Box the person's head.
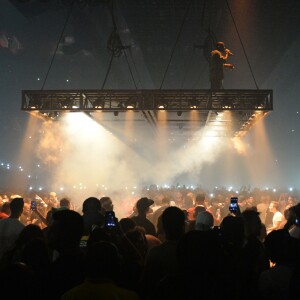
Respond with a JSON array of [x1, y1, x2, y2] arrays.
[[216, 41, 226, 52], [264, 229, 294, 264], [99, 197, 113, 212], [269, 201, 279, 213], [85, 241, 121, 280], [246, 196, 254, 205], [210, 197, 219, 207], [220, 215, 245, 248], [161, 206, 185, 241], [161, 197, 170, 207], [193, 205, 206, 219], [183, 195, 193, 209], [60, 197, 71, 209], [195, 193, 205, 206], [22, 202, 30, 216], [125, 228, 148, 258], [287, 196, 295, 206], [15, 224, 44, 248], [49, 210, 84, 252], [49, 192, 59, 207], [1, 202, 10, 215], [195, 211, 214, 231], [293, 203, 300, 225], [242, 209, 261, 237], [135, 197, 154, 215], [82, 197, 101, 214], [9, 197, 24, 218], [119, 217, 136, 234]]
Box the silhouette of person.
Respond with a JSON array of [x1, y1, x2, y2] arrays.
[[210, 41, 234, 89]]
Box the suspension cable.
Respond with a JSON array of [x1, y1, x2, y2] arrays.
[[225, 0, 259, 89], [101, 52, 114, 89], [128, 49, 143, 89], [123, 50, 138, 89], [41, 0, 76, 90], [102, 0, 138, 89], [159, 0, 193, 89]]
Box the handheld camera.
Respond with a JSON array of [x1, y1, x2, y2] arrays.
[[229, 197, 238, 214], [105, 211, 116, 228]]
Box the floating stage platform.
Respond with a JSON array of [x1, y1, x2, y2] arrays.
[[22, 89, 273, 138]]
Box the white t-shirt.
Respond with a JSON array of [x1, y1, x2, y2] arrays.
[[272, 211, 284, 227], [0, 218, 25, 259]]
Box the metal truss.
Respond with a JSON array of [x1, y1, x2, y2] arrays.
[[22, 89, 272, 112], [21, 89, 273, 138]]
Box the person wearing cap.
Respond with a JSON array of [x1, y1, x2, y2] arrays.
[[210, 41, 234, 89], [130, 197, 156, 236]]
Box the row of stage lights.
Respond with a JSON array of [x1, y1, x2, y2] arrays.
[[27, 98, 266, 112]]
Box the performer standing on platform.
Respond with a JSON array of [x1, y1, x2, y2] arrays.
[[210, 41, 234, 89]]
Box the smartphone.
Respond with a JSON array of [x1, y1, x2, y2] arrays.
[[229, 197, 238, 214], [105, 211, 116, 228], [30, 200, 37, 211]]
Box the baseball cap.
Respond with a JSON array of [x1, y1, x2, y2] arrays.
[[136, 197, 154, 211]]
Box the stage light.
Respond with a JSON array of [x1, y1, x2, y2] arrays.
[[222, 99, 232, 109], [189, 100, 198, 109], [49, 111, 59, 120], [157, 102, 167, 109], [126, 101, 136, 109], [93, 100, 104, 109], [61, 98, 73, 109], [28, 99, 39, 109]]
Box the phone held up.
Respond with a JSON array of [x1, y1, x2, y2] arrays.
[[105, 211, 116, 228], [30, 200, 37, 211], [229, 197, 238, 214]]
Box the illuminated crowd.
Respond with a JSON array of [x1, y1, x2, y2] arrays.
[[0, 185, 299, 300]]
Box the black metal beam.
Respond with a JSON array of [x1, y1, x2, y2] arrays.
[[22, 89, 273, 112]]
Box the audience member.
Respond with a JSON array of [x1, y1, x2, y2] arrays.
[[81, 197, 104, 236], [130, 197, 156, 236], [195, 211, 214, 231], [267, 201, 284, 233], [61, 241, 139, 300], [47, 210, 85, 300], [142, 206, 185, 299], [0, 197, 25, 260], [187, 193, 206, 221], [259, 229, 295, 300], [0, 202, 10, 219]]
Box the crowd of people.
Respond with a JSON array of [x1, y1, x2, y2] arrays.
[[0, 186, 300, 299]]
